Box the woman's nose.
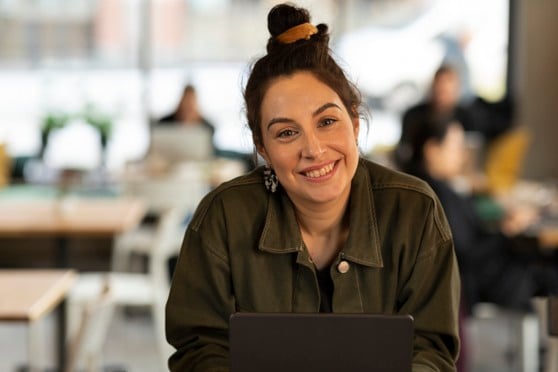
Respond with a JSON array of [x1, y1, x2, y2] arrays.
[[302, 132, 325, 158]]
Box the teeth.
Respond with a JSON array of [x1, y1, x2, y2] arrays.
[[304, 163, 334, 178]]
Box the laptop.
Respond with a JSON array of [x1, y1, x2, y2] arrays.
[[150, 124, 213, 163], [230, 313, 414, 372]]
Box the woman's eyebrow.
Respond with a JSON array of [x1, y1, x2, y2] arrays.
[[266, 117, 295, 130], [266, 102, 342, 130], [312, 102, 342, 117]]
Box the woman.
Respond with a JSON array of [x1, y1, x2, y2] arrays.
[[166, 3, 460, 371], [157, 84, 217, 156], [395, 113, 558, 313], [159, 84, 215, 134]]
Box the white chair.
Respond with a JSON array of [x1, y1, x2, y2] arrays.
[[110, 215, 185, 275], [66, 206, 185, 371], [112, 169, 207, 274], [65, 277, 114, 372]]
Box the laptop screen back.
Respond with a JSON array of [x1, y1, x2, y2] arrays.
[[150, 124, 213, 162], [230, 313, 414, 372]]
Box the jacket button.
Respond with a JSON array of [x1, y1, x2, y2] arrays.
[[337, 260, 350, 274]]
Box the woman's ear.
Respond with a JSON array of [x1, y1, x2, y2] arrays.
[[350, 104, 360, 139], [256, 143, 270, 165], [352, 117, 360, 140]]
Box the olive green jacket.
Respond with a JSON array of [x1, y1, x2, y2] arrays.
[[166, 159, 460, 371]]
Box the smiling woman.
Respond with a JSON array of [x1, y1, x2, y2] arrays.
[[257, 72, 360, 210], [165, 3, 461, 371]]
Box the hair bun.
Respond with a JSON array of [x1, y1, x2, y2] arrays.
[[267, 3, 310, 37]]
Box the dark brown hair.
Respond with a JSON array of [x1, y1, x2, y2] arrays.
[[243, 3, 363, 148], [394, 112, 457, 175]]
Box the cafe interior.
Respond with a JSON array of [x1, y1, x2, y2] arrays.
[[0, 0, 557, 371]]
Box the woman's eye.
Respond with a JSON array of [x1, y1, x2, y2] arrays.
[[320, 118, 337, 127], [277, 129, 297, 138]]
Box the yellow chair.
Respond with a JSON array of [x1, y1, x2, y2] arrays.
[[485, 127, 531, 196], [0, 143, 11, 186]]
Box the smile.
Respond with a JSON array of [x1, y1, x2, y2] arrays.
[[303, 162, 335, 178]]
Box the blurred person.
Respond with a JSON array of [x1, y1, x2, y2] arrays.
[[397, 64, 516, 193], [399, 65, 469, 146], [157, 83, 256, 171], [399, 64, 513, 146], [166, 3, 460, 371], [395, 113, 558, 371], [154, 85, 251, 280], [159, 84, 216, 136], [395, 113, 558, 314], [155, 84, 217, 159]]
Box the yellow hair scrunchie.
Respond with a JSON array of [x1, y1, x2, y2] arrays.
[[276, 23, 318, 44]]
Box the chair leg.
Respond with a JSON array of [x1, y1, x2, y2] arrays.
[[534, 296, 558, 372], [111, 240, 132, 272], [66, 300, 83, 345], [66, 279, 114, 372], [152, 300, 173, 371], [545, 337, 558, 372], [517, 313, 539, 372], [472, 302, 540, 372], [27, 319, 43, 372]]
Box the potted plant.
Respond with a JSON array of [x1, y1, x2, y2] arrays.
[[40, 105, 114, 161]]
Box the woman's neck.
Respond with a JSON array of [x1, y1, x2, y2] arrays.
[[296, 202, 347, 237], [293, 194, 351, 270]]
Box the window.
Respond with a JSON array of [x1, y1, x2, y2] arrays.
[[0, 0, 509, 173]]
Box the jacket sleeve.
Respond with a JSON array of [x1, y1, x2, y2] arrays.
[[399, 199, 461, 372], [165, 218, 234, 371]]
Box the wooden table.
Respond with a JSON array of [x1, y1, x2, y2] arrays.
[[0, 197, 146, 237], [0, 197, 146, 266], [0, 269, 77, 371], [0, 197, 145, 370]]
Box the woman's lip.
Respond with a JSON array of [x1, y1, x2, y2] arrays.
[[299, 160, 338, 179], [299, 160, 337, 174]]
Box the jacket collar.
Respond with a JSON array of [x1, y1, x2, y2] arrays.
[[258, 160, 384, 268]]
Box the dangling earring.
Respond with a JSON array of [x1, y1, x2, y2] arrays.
[[264, 166, 278, 193]]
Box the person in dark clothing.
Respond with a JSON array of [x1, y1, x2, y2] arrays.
[[395, 113, 558, 313], [159, 84, 215, 134], [157, 84, 217, 155], [165, 3, 461, 370], [155, 84, 216, 277], [159, 84, 256, 170], [395, 112, 558, 372], [397, 65, 514, 170]]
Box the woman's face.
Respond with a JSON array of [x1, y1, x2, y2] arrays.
[[178, 91, 198, 120], [432, 71, 460, 111], [425, 122, 466, 180], [257, 71, 360, 208]]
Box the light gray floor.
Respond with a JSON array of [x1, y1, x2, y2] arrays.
[[0, 309, 162, 372], [0, 309, 549, 372]]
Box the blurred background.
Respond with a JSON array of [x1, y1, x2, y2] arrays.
[[0, 0, 513, 174], [1, 1, 558, 372], [1, 0, 557, 178]]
